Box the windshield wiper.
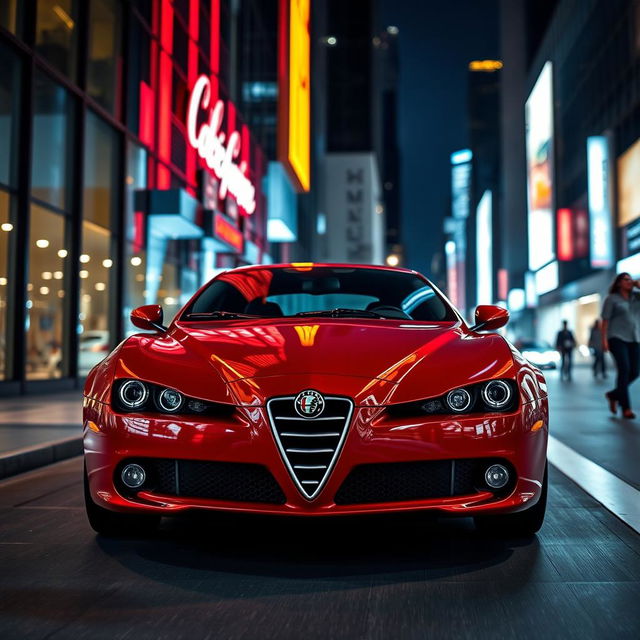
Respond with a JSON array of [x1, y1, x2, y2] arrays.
[[294, 308, 384, 318], [183, 311, 260, 320]]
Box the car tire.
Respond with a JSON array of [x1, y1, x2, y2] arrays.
[[84, 464, 160, 537], [474, 461, 548, 537]]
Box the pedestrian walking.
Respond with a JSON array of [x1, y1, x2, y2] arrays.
[[602, 272, 640, 419], [588, 319, 607, 379], [555, 320, 576, 381]]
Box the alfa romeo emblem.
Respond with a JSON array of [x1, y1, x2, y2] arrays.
[[294, 390, 325, 419]]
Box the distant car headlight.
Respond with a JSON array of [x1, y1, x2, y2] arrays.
[[118, 380, 149, 409], [481, 380, 512, 409], [157, 387, 184, 412], [446, 388, 472, 412]]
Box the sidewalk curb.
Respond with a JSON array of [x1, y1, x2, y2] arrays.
[[0, 436, 83, 480]]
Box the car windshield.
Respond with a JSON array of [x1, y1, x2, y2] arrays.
[[182, 266, 457, 322]]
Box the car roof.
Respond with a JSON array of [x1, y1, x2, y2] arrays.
[[222, 262, 421, 277]]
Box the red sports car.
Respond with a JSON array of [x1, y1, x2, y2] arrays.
[[83, 263, 548, 536]]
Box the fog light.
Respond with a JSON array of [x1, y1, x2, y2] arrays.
[[121, 463, 146, 489], [485, 464, 509, 489]]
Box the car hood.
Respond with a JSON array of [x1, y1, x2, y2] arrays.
[[107, 318, 516, 406]]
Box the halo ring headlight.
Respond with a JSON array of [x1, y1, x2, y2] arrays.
[[118, 380, 149, 409], [158, 388, 184, 413], [482, 380, 512, 409], [446, 388, 472, 412]]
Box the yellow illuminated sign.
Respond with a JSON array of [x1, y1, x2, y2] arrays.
[[279, 0, 310, 192], [469, 60, 503, 72]]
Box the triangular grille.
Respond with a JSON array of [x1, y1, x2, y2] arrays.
[[267, 395, 354, 500]]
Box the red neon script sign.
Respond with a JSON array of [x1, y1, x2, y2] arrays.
[[187, 75, 256, 214]]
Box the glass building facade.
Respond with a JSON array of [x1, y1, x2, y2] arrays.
[[0, 0, 271, 392]]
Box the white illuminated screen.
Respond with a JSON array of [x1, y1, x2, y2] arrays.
[[587, 136, 613, 267], [476, 190, 493, 305], [525, 271, 538, 308], [525, 61, 555, 271], [535, 260, 559, 296], [508, 288, 526, 313]]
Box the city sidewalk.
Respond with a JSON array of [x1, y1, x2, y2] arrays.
[[0, 391, 82, 479], [0, 367, 639, 488], [546, 364, 640, 490]]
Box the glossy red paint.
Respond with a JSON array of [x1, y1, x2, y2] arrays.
[[84, 264, 548, 520]]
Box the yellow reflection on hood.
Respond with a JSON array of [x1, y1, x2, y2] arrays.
[[294, 324, 320, 347]]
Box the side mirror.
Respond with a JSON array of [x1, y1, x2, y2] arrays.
[[131, 305, 167, 332], [472, 305, 509, 332]]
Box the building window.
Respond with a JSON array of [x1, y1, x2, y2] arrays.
[[80, 111, 118, 374], [0, 190, 13, 380], [26, 204, 68, 380], [0, 0, 22, 36], [125, 15, 151, 141], [31, 71, 74, 211], [35, 0, 77, 79], [124, 142, 147, 335], [0, 41, 21, 189], [87, 0, 121, 116]]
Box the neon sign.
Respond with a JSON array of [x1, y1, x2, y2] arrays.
[[214, 212, 244, 253], [187, 75, 256, 214]]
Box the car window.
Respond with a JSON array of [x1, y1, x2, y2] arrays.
[[184, 267, 457, 322]]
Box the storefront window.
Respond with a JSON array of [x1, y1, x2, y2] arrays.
[[87, 0, 121, 115], [124, 142, 147, 335], [31, 72, 73, 210], [80, 111, 118, 374], [0, 0, 21, 35], [26, 204, 67, 380], [0, 190, 12, 380], [160, 240, 184, 322], [0, 41, 20, 189], [125, 16, 151, 140], [35, 0, 77, 79]]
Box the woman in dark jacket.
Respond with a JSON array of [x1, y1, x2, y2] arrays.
[[602, 273, 640, 418]]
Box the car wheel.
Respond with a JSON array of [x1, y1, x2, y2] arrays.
[[84, 464, 160, 537], [474, 461, 548, 537]]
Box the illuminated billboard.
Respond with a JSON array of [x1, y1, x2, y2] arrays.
[[525, 61, 555, 271], [476, 191, 492, 305], [587, 136, 613, 267], [618, 137, 640, 228], [278, 0, 310, 192]]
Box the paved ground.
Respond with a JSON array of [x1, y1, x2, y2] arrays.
[[0, 368, 639, 638], [0, 458, 638, 639], [0, 393, 81, 454], [545, 366, 640, 489]]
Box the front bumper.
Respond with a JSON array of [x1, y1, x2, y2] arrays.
[[83, 395, 548, 517]]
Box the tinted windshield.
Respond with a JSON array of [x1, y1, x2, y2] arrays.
[[183, 267, 457, 322]]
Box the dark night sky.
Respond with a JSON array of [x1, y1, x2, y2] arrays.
[[378, 0, 499, 277]]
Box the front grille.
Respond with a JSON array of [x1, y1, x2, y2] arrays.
[[118, 458, 286, 504], [267, 395, 354, 499], [335, 459, 492, 505]]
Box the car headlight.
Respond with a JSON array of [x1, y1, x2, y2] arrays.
[[446, 388, 472, 412], [157, 387, 184, 412], [481, 380, 512, 409], [118, 379, 149, 409], [112, 378, 235, 417], [386, 378, 518, 418]]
